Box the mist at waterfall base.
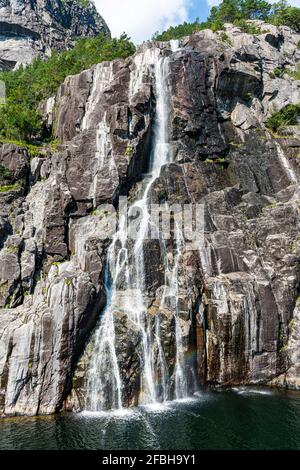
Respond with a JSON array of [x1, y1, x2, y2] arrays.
[[1, 389, 300, 450]]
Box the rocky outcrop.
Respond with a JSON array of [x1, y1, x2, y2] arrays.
[[0, 22, 300, 416], [0, 0, 110, 69]]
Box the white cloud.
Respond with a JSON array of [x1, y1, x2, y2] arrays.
[[94, 0, 192, 43], [94, 0, 300, 42], [206, 0, 222, 5]]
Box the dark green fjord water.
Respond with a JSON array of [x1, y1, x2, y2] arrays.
[[1, 388, 300, 450]]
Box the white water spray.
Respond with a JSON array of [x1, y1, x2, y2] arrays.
[[274, 141, 298, 184]]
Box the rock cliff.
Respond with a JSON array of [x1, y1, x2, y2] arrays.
[[0, 22, 300, 415], [0, 0, 110, 70]]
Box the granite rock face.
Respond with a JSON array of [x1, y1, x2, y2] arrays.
[[0, 23, 300, 415], [0, 0, 110, 70]]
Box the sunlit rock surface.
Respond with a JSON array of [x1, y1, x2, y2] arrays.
[[0, 0, 110, 70]]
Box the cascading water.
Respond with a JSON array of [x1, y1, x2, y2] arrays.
[[85, 41, 193, 412], [274, 141, 298, 184]]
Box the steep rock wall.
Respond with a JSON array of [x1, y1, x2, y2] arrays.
[[0, 23, 299, 415], [0, 0, 110, 69]]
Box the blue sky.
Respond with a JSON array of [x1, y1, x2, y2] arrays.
[[94, 0, 300, 43], [188, 0, 210, 22]]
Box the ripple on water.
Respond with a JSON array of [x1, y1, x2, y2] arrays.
[[231, 386, 274, 396], [1, 392, 300, 450]]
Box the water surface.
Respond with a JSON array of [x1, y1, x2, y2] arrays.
[[1, 388, 300, 450]]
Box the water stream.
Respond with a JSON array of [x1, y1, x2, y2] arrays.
[[85, 41, 190, 412]]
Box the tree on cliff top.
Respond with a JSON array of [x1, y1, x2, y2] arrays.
[[208, 0, 300, 29], [208, 0, 272, 23], [154, 0, 300, 41], [270, 1, 300, 31]]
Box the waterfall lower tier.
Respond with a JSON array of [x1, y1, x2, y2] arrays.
[[84, 44, 197, 412]]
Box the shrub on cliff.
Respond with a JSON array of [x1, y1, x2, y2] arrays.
[[266, 104, 300, 132], [0, 34, 135, 142]]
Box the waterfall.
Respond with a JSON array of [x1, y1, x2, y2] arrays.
[[274, 141, 298, 184], [170, 39, 180, 52], [85, 43, 192, 412], [161, 222, 188, 399]]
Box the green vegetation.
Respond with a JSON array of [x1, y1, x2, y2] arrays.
[[5, 245, 19, 254], [286, 66, 300, 81], [0, 164, 12, 182], [232, 19, 262, 34], [52, 261, 62, 266], [220, 32, 232, 44], [0, 138, 47, 159], [76, 0, 93, 8], [266, 104, 300, 132], [210, 0, 271, 23], [289, 319, 295, 331], [91, 208, 110, 217], [264, 202, 278, 210], [230, 141, 244, 148], [125, 144, 134, 160], [270, 1, 300, 30], [204, 157, 228, 164], [0, 183, 20, 193], [272, 66, 285, 78], [0, 34, 135, 143], [280, 344, 288, 353], [271, 64, 300, 80], [154, 0, 300, 41], [153, 20, 213, 41]]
